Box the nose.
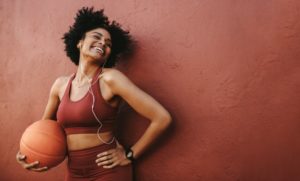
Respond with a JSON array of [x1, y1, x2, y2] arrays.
[[98, 37, 105, 46], [94, 40, 104, 49]]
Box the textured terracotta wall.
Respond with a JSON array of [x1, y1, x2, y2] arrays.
[[1, 0, 300, 180]]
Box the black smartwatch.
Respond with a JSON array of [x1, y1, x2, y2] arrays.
[[125, 147, 135, 162]]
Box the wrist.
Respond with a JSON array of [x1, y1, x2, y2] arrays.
[[125, 147, 135, 162]]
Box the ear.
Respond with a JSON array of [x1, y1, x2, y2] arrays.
[[77, 40, 83, 49]]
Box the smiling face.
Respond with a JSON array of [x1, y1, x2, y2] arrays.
[[77, 28, 112, 64]]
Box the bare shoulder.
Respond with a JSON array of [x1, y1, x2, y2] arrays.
[[50, 74, 73, 96], [100, 68, 135, 96], [53, 75, 72, 88], [100, 68, 130, 85]]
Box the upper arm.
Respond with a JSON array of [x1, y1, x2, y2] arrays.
[[41, 77, 64, 120], [102, 70, 171, 123]]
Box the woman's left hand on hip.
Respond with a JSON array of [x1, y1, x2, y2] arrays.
[[95, 142, 131, 169]]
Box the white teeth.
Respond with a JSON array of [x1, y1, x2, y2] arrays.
[[94, 47, 104, 54]]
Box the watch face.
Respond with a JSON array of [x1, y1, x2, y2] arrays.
[[127, 151, 133, 158]]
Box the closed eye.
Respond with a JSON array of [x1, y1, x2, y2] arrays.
[[91, 32, 112, 47], [93, 35, 101, 40]]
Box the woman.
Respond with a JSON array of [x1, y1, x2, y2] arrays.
[[16, 7, 171, 180]]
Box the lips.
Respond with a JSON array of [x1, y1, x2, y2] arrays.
[[92, 46, 104, 55]]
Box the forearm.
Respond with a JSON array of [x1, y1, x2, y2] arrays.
[[131, 115, 171, 159]]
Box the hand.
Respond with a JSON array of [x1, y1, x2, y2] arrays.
[[95, 142, 131, 169], [16, 151, 48, 172]]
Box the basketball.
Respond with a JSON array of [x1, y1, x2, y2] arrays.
[[20, 119, 67, 168]]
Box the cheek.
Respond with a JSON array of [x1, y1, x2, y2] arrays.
[[106, 48, 112, 56], [81, 43, 91, 52]]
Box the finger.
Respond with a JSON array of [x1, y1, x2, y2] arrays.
[[103, 161, 119, 169], [31, 166, 48, 172], [16, 156, 26, 164], [16, 159, 27, 165], [115, 140, 121, 146], [16, 151, 26, 161], [17, 159, 27, 168], [16, 155, 28, 165], [97, 159, 114, 167], [116, 142, 124, 149], [97, 149, 115, 158], [24, 161, 39, 169], [95, 154, 114, 163]]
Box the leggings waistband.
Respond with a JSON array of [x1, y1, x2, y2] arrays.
[[65, 140, 132, 180], [68, 141, 116, 157], [67, 141, 116, 168]]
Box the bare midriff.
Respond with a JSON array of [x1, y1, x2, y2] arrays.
[[67, 131, 114, 151]]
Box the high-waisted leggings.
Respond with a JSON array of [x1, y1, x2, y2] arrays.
[[65, 141, 132, 181]]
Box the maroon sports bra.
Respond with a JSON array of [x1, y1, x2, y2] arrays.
[[57, 68, 118, 135]]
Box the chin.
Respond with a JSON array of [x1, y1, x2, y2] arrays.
[[87, 55, 104, 62], [83, 53, 108, 65], [97, 58, 108, 66]]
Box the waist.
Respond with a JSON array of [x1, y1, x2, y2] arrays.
[[67, 132, 114, 151], [63, 124, 114, 135]]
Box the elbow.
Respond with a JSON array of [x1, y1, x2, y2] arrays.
[[164, 112, 172, 127], [159, 111, 172, 130], [150, 110, 172, 131]]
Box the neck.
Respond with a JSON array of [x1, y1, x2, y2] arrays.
[[76, 61, 100, 82]]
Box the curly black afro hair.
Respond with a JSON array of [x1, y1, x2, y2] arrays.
[[62, 7, 134, 67]]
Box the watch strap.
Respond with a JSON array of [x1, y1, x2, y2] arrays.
[[125, 147, 135, 162]]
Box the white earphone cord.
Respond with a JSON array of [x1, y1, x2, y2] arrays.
[[79, 63, 115, 145], [89, 86, 115, 144]]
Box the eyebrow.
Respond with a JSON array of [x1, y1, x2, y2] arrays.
[[92, 32, 111, 42]]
